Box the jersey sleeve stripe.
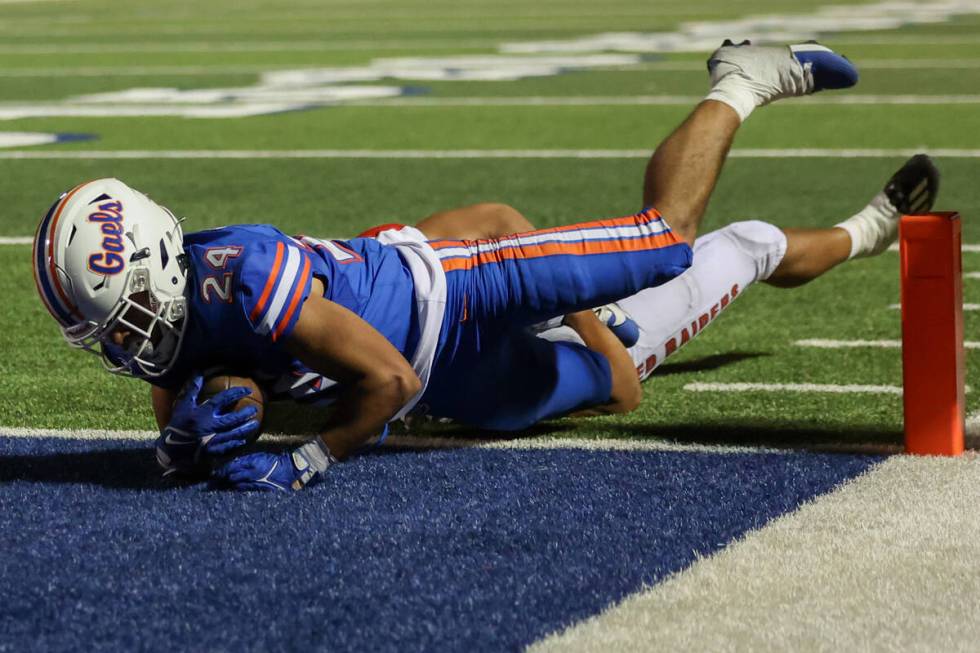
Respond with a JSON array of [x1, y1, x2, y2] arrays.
[[249, 241, 285, 322], [271, 255, 312, 342], [257, 245, 301, 336]]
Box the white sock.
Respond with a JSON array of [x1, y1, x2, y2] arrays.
[[835, 192, 899, 259], [704, 77, 758, 122]]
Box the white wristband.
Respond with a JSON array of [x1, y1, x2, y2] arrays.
[[295, 438, 337, 474]]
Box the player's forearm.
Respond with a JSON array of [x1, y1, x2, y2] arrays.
[[562, 310, 642, 414], [318, 370, 421, 459]]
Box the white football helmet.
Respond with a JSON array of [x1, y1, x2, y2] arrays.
[[32, 178, 189, 378]]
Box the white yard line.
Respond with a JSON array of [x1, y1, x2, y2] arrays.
[[0, 65, 282, 77], [795, 338, 980, 349], [684, 382, 904, 395], [356, 95, 980, 107], [0, 148, 979, 160], [618, 58, 980, 72], [0, 237, 31, 245], [888, 243, 980, 252], [0, 426, 782, 455], [888, 303, 980, 310], [529, 454, 980, 652], [0, 41, 470, 54]]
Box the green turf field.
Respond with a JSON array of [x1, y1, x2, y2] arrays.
[[2, 0, 977, 444], [4, 0, 980, 649]]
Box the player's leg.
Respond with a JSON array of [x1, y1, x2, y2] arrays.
[[423, 327, 634, 431], [431, 207, 693, 331], [539, 220, 785, 380], [539, 155, 941, 379], [646, 42, 859, 244], [766, 153, 940, 288], [642, 100, 740, 245]]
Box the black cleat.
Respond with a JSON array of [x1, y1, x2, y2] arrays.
[[884, 154, 940, 215]]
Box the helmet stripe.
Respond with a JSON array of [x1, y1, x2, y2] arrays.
[[44, 183, 88, 321], [32, 197, 75, 326]]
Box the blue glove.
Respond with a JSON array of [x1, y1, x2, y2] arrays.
[[211, 439, 337, 492], [155, 374, 261, 478]]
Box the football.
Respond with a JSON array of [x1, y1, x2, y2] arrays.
[[200, 373, 266, 443]]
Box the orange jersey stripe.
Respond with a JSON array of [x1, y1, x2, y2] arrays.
[[427, 209, 664, 251], [272, 256, 311, 342], [249, 242, 285, 322], [440, 230, 682, 272]]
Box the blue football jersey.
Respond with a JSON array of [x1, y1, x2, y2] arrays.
[[152, 224, 419, 402]]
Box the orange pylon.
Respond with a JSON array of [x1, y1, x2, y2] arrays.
[[900, 212, 965, 456]]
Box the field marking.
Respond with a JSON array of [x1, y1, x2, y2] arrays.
[[684, 382, 903, 395], [530, 454, 980, 652], [0, 425, 785, 455], [357, 94, 980, 107], [967, 272, 980, 279], [888, 303, 980, 311], [829, 34, 980, 45], [8, 59, 980, 78], [0, 65, 285, 78], [888, 243, 980, 252], [0, 41, 493, 54], [0, 237, 32, 245], [506, 0, 980, 54], [618, 58, 980, 72], [0, 148, 979, 160], [795, 338, 980, 350]]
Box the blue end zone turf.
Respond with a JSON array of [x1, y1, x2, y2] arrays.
[[0, 437, 880, 651]]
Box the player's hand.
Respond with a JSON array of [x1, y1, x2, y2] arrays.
[[155, 374, 261, 477], [211, 440, 337, 492]]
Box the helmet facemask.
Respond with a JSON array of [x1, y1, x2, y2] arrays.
[[65, 266, 188, 378]]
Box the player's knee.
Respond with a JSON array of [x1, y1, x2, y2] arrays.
[[471, 203, 532, 237], [716, 220, 787, 281]]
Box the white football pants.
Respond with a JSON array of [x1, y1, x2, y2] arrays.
[[538, 220, 787, 381]]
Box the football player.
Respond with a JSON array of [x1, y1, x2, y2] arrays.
[[34, 42, 865, 491], [409, 154, 939, 391]]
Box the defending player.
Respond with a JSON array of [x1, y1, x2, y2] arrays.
[[33, 42, 861, 491]]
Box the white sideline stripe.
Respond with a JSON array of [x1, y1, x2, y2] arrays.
[[358, 94, 980, 107], [795, 338, 980, 350], [0, 65, 282, 77], [888, 303, 980, 311], [967, 272, 980, 279], [684, 382, 903, 395], [620, 58, 980, 72], [888, 243, 980, 252], [5, 59, 980, 78], [529, 455, 980, 652], [0, 237, 31, 245], [0, 427, 157, 441], [0, 426, 784, 455], [966, 410, 980, 438], [1, 148, 980, 160]]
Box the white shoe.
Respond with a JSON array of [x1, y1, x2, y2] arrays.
[[705, 40, 859, 120]]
